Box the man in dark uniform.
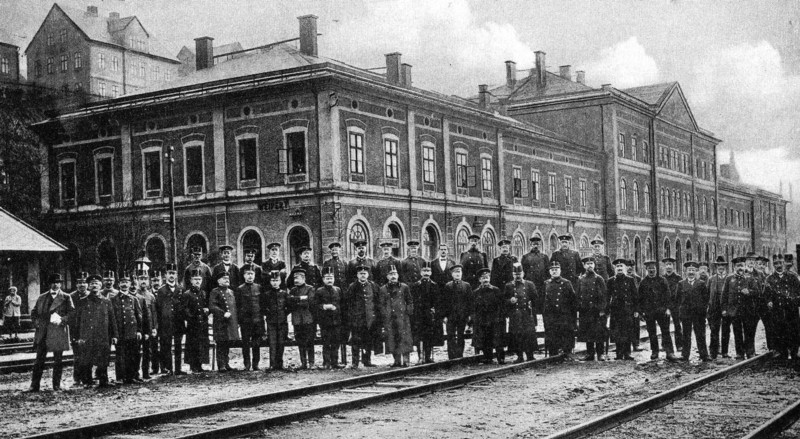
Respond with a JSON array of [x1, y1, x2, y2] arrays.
[[785, 254, 797, 276], [28, 274, 74, 392], [607, 260, 638, 360], [765, 254, 800, 363], [73, 274, 117, 388], [460, 234, 488, 290], [626, 260, 643, 352], [183, 269, 210, 373], [134, 270, 157, 380], [627, 260, 642, 287], [576, 257, 608, 361], [661, 257, 683, 352], [112, 275, 142, 384], [521, 236, 549, 311], [410, 260, 442, 364], [344, 265, 381, 368], [707, 256, 730, 359], [441, 265, 473, 359], [591, 239, 615, 281], [241, 247, 263, 281], [209, 271, 240, 372], [698, 261, 710, 282], [288, 247, 322, 290], [184, 246, 212, 294], [261, 271, 289, 371], [288, 267, 317, 369], [316, 267, 343, 369], [401, 240, 424, 286], [543, 261, 578, 358], [490, 239, 517, 291], [323, 242, 348, 366], [236, 264, 265, 371], [155, 263, 184, 375], [639, 260, 677, 362], [70, 272, 90, 385], [473, 267, 506, 364], [261, 242, 288, 289], [431, 244, 456, 290], [100, 270, 118, 299], [381, 265, 414, 367], [676, 262, 710, 362], [505, 263, 538, 362], [375, 241, 402, 286], [722, 256, 759, 359], [345, 240, 376, 285], [212, 244, 241, 292], [551, 235, 584, 285], [147, 270, 163, 375]]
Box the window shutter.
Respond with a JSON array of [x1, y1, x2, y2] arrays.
[[278, 148, 288, 174], [521, 179, 529, 198], [513, 177, 521, 196], [467, 166, 477, 188]]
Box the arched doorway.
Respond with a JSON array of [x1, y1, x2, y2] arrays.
[[482, 228, 497, 264], [620, 236, 630, 260], [421, 224, 440, 261], [634, 236, 642, 272], [145, 236, 166, 272], [287, 226, 311, 266], [240, 229, 263, 265], [549, 233, 559, 254], [97, 239, 119, 274], [675, 238, 682, 274], [348, 220, 370, 259], [386, 223, 404, 258], [186, 233, 209, 265], [664, 238, 671, 260], [686, 240, 692, 262], [456, 227, 470, 256]]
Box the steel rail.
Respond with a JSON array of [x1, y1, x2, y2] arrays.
[[741, 396, 800, 439], [543, 352, 777, 439]]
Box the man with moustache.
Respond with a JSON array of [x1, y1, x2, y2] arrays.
[[72, 274, 117, 388], [460, 234, 488, 290], [155, 263, 185, 375], [28, 273, 74, 392]]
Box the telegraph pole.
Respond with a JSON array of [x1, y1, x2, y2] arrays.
[[165, 146, 178, 264]]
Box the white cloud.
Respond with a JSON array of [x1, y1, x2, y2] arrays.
[[583, 37, 660, 88]]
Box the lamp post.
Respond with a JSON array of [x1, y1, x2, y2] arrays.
[[165, 145, 178, 265]]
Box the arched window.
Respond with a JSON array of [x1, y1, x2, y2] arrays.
[[386, 223, 404, 258], [620, 236, 630, 259], [667, 189, 672, 217], [712, 243, 717, 260], [97, 239, 119, 273], [579, 235, 591, 258], [145, 236, 166, 272], [672, 190, 678, 218], [634, 236, 642, 272], [632, 181, 639, 212], [512, 232, 525, 259], [664, 238, 672, 259], [686, 240, 692, 262], [186, 233, 208, 260], [349, 221, 370, 259], [482, 229, 497, 263], [240, 229, 263, 265], [704, 242, 710, 262], [620, 179, 627, 211], [288, 226, 311, 266], [644, 184, 650, 214], [679, 192, 684, 217], [549, 233, 559, 254], [676, 238, 683, 273], [422, 224, 440, 261], [456, 227, 470, 256], [703, 197, 709, 221], [646, 237, 654, 260]]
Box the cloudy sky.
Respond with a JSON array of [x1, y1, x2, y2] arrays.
[[3, 0, 799, 197]]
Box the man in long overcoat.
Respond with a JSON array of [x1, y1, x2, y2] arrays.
[[721, 256, 759, 359], [590, 239, 615, 281], [345, 240, 376, 285], [262, 242, 288, 289], [380, 265, 414, 367], [490, 239, 517, 290], [156, 263, 184, 375], [575, 257, 608, 361], [662, 257, 683, 352], [401, 240, 424, 286], [474, 268, 506, 364], [70, 273, 90, 385], [543, 262, 578, 358], [211, 244, 241, 292], [209, 271, 240, 372], [460, 234, 488, 290], [29, 273, 74, 392], [375, 241, 402, 286], [638, 260, 677, 361], [112, 273, 143, 383], [607, 260, 638, 360], [289, 267, 317, 369], [184, 246, 212, 294], [323, 242, 349, 366], [521, 236, 549, 310], [441, 265, 473, 359], [344, 265, 381, 368], [707, 257, 730, 359], [235, 264, 264, 371], [676, 262, 710, 361], [504, 263, 538, 362], [765, 254, 800, 363], [410, 260, 443, 363], [72, 275, 117, 388], [316, 267, 343, 369], [550, 235, 584, 285], [261, 271, 289, 371], [183, 269, 210, 373]]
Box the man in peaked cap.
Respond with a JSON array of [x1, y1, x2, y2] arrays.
[[288, 266, 317, 369], [155, 263, 185, 375], [661, 257, 683, 352], [375, 241, 402, 287], [261, 270, 289, 371], [410, 259, 443, 364], [401, 240, 425, 286], [241, 247, 263, 281], [607, 259, 638, 361], [542, 261, 578, 358], [212, 244, 240, 292], [73, 274, 117, 388], [575, 256, 608, 361], [460, 234, 488, 290], [676, 261, 710, 362], [209, 271, 240, 372], [639, 260, 677, 361], [441, 264, 472, 359], [522, 236, 550, 308], [346, 239, 376, 286], [505, 262, 539, 362], [112, 271, 143, 383], [28, 273, 74, 392], [551, 235, 584, 285], [134, 269, 157, 380], [473, 267, 506, 364], [490, 238, 517, 290], [764, 254, 800, 364], [70, 272, 91, 385], [380, 264, 414, 367], [235, 263, 265, 371], [316, 266, 344, 369], [288, 246, 321, 290], [721, 256, 759, 359], [591, 239, 615, 281], [344, 264, 381, 368], [708, 256, 731, 359], [184, 245, 213, 295], [323, 241, 349, 366], [261, 242, 288, 289], [101, 270, 119, 299], [184, 268, 211, 373]]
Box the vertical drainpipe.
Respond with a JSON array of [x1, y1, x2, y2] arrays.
[[314, 84, 324, 263]]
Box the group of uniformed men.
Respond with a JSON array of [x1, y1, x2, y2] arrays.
[[26, 234, 800, 391]]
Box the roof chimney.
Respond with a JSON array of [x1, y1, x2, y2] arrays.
[[109, 12, 120, 19], [601, 83, 612, 90], [478, 84, 489, 109], [559, 65, 572, 81], [535, 51, 546, 87], [576, 70, 585, 85], [505, 60, 517, 87], [86, 6, 98, 17], [401, 63, 412, 87], [194, 36, 214, 71], [386, 52, 401, 84], [298, 15, 318, 57]]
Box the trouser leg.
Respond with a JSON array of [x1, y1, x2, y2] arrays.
[[241, 325, 252, 369], [681, 317, 693, 359], [446, 319, 458, 359], [30, 342, 49, 389], [709, 316, 721, 358], [658, 314, 674, 354], [97, 365, 109, 385], [695, 315, 709, 359], [721, 317, 732, 356], [132, 338, 141, 378], [457, 323, 466, 357], [645, 318, 659, 354], [173, 334, 183, 372], [586, 341, 596, 358], [159, 337, 173, 372], [150, 337, 159, 374], [744, 316, 758, 357], [51, 350, 64, 388], [732, 316, 745, 357], [672, 312, 683, 351]]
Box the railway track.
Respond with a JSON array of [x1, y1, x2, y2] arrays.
[[543, 352, 800, 439]]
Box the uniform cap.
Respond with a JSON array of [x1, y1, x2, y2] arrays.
[[406, 240, 420, 247], [76, 271, 89, 282], [86, 274, 102, 283], [118, 271, 132, 281], [497, 239, 511, 247], [661, 257, 676, 264], [745, 251, 758, 259], [468, 234, 481, 241], [784, 254, 794, 263], [102, 270, 116, 279], [191, 246, 204, 255], [165, 263, 178, 272], [267, 242, 281, 250], [188, 268, 203, 278], [757, 256, 770, 263], [450, 264, 463, 272], [379, 241, 394, 248], [627, 259, 636, 267], [244, 247, 257, 255], [581, 256, 596, 264], [297, 246, 312, 254], [135, 269, 148, 278], [558, 234, 572, 241], [731, 256, 747, 265], [150, 270, 163, 278], [477, 267, 491, 277], [512, 263, 523, 274], [328, 242, 342, 249], [355, 265, 370, 273], [713, 256, 728, 265], [549, 261, 561, 269], [387, 264, 398, 274], [772, 254, 784, 262], [352, 240, 368, 248], [322, 266, 335, 276], [291, 267, 306, 276], [643, 260, 658, 266], [683, 261, 699, 269], [529, 236, 542, 243], [591, 239, 605, 245], [219, 244, 234, 252], [268, 271, 282, 280], [612, 258, 628, 266], [241, 263, 256, 273], [420, 260, 432, 270], [214, 271, 230, 281]]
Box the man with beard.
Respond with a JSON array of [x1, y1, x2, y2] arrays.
[[590, 239, 614, 281], [112, 272, 143, 384], [460, 234, 488, 290], [401, 240, 424, 286], [72, 274, 117, 388], [707, 257, 732, 359], [323, 242, 348, 367], [490, 239, 517, 291], [505, 263, 538, 362], [765, 254, 800, 364], [288, 267, 317, 369], [315, 267, 343, 369], [722, 257, 759, 359], [551, 235, 584, 285], [262, 243, 288, 289], [676, 262, 710, 362], [410, 261, 442, 364], [661, 257, 683, 352], [212, 245, 240, 292], [183, 269, 210, 373], [473, 268, 506, 364], [235, 264, 264, 371], [375, 242, 402, 286], [155, 264, 185, 375], [543, 262, 578, 359], [380, 265, 414, 367], [346, 240, 376, 285], [607, 260, 638, 361], [521, 236, 549, 313], [184, 246, 212, 294], [441, 265, 473, 359], [638, 260, 677, 362], [575, 257, 608, 361], [344, 265, 381, 368], [261, 271, 289, 371]]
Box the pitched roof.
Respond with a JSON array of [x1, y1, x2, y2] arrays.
[[0, 207, 66, 252], [620, 82, 676, 107], [505, 69, 595, 101]]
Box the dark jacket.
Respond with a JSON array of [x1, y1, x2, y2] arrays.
[[374, 256, 402, 286], [592, 254, 615, 281], [260, 287, 289, 325], [575, 271, 608, 342], [490, 254, 518, 290], [344, 280, 380, 329], [31, 290, 74, 352], [677, 278, 710, 317], [235, 282, 264, 333], [211, 262, 241, 292], [73, 293, 117, 366], [401, 255, 425, 285], [543, 277, 578, 318], [345, 257, 376, 286], [460, 248, 488, 288], [521, 249, 550, 288], [504, 279, 538, 333], [707, 273, 727, 317], [410, 278, 443, 344], [136, 289, 157, 334], [261, 259, 287, 289], [183, 261, 212, 294], [288, 262, 322, 290], [440, 279, 474, 322], [314, 284, 342, 327], [380, 282, 414, 354], [607, 274, 639, 343], [430, 258, 456, 288], [288, 284, 316, 325], [721, 273, 758, 318], [550, 249, 584, 284], [209, 287, 240, 342], [323, 256, 348, 290], [112, 292, 142, 341], [156, 283, 185, 337], [638, 275, 672, 316]]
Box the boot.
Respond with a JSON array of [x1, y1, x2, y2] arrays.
[[351, 347, 360, 369], [424, 346, 434, 363], [363, 351, 375, 367], [307, 350, 315, 369]]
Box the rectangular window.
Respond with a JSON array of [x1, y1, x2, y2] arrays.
[[59, 29, 66, 43], [282, 131, 306, 174], [564, 177, 572, 205], [96, 156, 113, 198], [112, 85, 118, 97], [548, 174, 557, 203], [0, 57, 8, 74], [348, 132, 364, 175], [47, 57, 54, 74], [154, 66, 160, 80], [481, 157, 492, 192], [140, 63, 146, 79], [531, 170, 540, 201], [99, 53, 105, 69], [580, 180, 587, 207], [631, 137, 637, 161], [238, 137, 258, 183], [35, 61, 42, 77], [185, 144, 203, 192], [47, 34, 54, 46], [618, 133, 625, 157], [144, 151, 162, 196], [422, 144, 435, 184], [59, 161, 76, 203], [456, 152, 468, 188], [513, 168, 522, 198], [74, 52, 82, 69], [165, 70, 171, 82], [642, 141, 649, 163], [99, 82, 105, 97], [112, 56, 118, 72], [384, 138, 399, 179], [60, 55, 68, 72], [593, 182, 601, 209]]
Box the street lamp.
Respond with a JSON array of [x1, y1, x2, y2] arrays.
[[164, 145, 178, 265], [135, 254, 151, 273]]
